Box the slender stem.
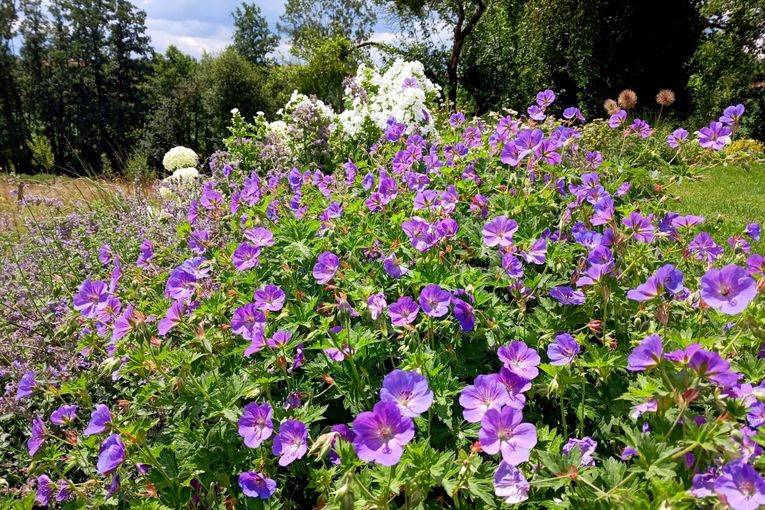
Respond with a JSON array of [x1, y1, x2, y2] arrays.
[[559, 392, 568, 438]]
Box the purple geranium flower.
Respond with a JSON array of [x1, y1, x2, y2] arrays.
[[547, 333, 580, 366], [388, 296, 420, 326], [493, 461, 530, 504], [15, 371, 35, 400], [97, 434, 126, 474], [28, 415, 46, 456], [367, 292, 387, 320], [136, 240, 154, 267], [313, 252, 340, 284], [452, 297, 475, 332], [418, 284, 451, 318], [157, 300, 184, 336], [483, 216, 519, 248], [549, 286, 585, 305], [272, 419, 308, 466], [700, 264, 758, 315], [563, 437, 597, 467], [238, 472, 277, 499], [714, 460, 765, 510], [745, 223, 761, 242], [380, 369, 434, 418], [50, 405, 78, 426], [238, 402, 273, 448], [231, 304, 266, 341], [698, 121, 732, 150], [626, 334, 663, 371], [244, 227, 275, 247], [622, 212, 655, 243], [498, 341, 541, 380], [627, 264, 686, 302], [254, 284, 286, 312], [459, 374, 509, 423], [73, 279, 109, 318], [667, 128, 689, 149], [689, 350, 741, 387], [720, 104, 745, 126], [232, 242, 261, 271], [688, 232, 724, 262], [352, 401, 414, 466], [35, 474, 54, 506], [83, 404, 112, 436], [479, 407, 537, 465], [382, 254, 409, 278]]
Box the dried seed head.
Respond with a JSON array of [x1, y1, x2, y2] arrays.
[[618, 89, 638, 109], [604, 98, 619, 115], [655, 89, 676, 107]]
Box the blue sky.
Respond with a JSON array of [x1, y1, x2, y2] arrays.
[[134, 0, 400, 59]]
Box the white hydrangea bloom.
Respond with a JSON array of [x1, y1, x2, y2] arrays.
[[162, 146, 198, 172], [171, 167, 199, 180]]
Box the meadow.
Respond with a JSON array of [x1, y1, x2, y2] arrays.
[[2, 61, 765, 510]]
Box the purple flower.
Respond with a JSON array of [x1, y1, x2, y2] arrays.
[[452, 297, 475, 332], [502, 253, 524, 279], [547, 333, 580, 366], [254, 284, 286, 312], [459, 374, 509, 423], [73, 279, 109, 318], [627, 334, 663, 371], [746, 223, 761, 242], [231, 304, 266, 341], [244, 227, 275, 247], [631, 118, 653, 138], [665, 343, 703, 365], [622, 212, 654, 243], [627, 264, 686, 302], [232, 242, 261, 271], [158, 300, 184, 336], [367, 292, 387, 320], [382, 254, 409, 278], [689, 350, 741, 387], [449, 111, 465, 127], [536, 89, 555, 108], [388, 296, 420, 327], [266, 330, 292, 349], [418, 284, 452, 318], [35, 474, 54, 506], [700, 264, 758, 315], [136, 240, 154, 267], [549, 286, 585, 305], [698, 121, 732, 150], [608, 109, 627, 128], [313, 251, 340, 284], [83, 404, 112, 436], [479, 407, 537, 465], [747, 402, 765, 428], [621, 447, 638, 460], [15, 371, 35, 400], [667, 128, 689, 148], [629, 399, 658, 420], [164, 269, 197, 301], [688, 232, 724, 262], [720, 104, 745, 126], [482, 216, 519, 248], [527, 105, 546, 121], [28, 415, 46, 456], [498, 341, 541, 380], [238, 472, 277, 499], [50, 404, 78, 426], [379, 369, 434, 418], [493, 461, 530, 504], [521, 238, 547, 265], [239, 402, 273, 448], [563, 437, 597, 467], [272, 419, 307, 466], [352, 401, 414, 466], [97, 434, 126, 474], [747, 254, 765, 278], [714, 460, 765, 510]]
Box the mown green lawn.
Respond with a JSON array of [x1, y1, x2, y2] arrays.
[[669, 164, 765, 248]]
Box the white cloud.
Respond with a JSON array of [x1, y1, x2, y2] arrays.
[[146, 17, 232, 57]]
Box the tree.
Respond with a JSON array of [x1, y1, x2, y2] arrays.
[[277, 0, 377, 58], [232, 2, 279, 65]]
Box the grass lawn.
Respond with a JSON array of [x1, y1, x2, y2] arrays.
[[669, 164, 765, 248]]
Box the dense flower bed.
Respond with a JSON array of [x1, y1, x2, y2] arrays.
[[3, 62, 765, 509]]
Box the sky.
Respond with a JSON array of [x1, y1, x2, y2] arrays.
[[133, 0, 400, 59]]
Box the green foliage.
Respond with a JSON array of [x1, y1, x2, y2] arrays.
[[231, 2, 279, 65]]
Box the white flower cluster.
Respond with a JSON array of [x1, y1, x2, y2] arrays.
[[162, 146, 198, 172], [337, 59, 441, 138], [280, 90, 336, 128]]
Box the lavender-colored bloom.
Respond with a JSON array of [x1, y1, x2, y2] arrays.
[[238, 402, 273, 448], [746, 223, 761, 242], [418, 284, 451, 318], [83, 404, 112, 436], [379, 369, 434, 418], [382, 254, 409, 278], [97, 435, 126, 475], [691, 469, 717, 498], [527, 105, 546, 121], [690, 350, 741, 387], [158, 300, 184, 336], [549, 286, 585, 305], [479, 407, 537, 465], [459, 374, 509, 423], [667, 128, 689, 148], [15, 371, 35, 400], [521, 238, 547, 265], [73, 279, 109, 318], [547, 333, 580, 366], [493, 461, 530, 504], [449, 111, 465, 127], [498, 341, 541, 380], [482, 216, 519, 248], [747, 254, 765, 278], [714, 460, 765, 510], [164, 269, 197, 301], [50, 404, 78, 426], [232, 242, 261, 271], [621, 447, 638, 460], [254, 284, 286, 312], [631, 118, 652, 138], [266, 330, 292, 349], [688, 232, 724, 262], [502, 253, 524, 279], [452, 297, 475, 332], [35, 475, 54, 506], [627, 334, 663, 371], [244, 227, 275, 247], [136, 240, 154, 267], [629, 399, 658, 420], [313, 251, 340, 284], [352, 401, 414, 466], [698, 121, 732, 150], [563, 107, 584, 121], [665, 344, 703, 365], [585, 150, 603, 169], [231, 304, 266, 341], [367, 292, 387, 320], [536, 89, 555, 108], [623, 212, 654, 243], [720, 104, 745, 125], [700, 264, 758, 315], [627, 264, 686, 302], [272, 419, 308, 466], [608, 109, 627, 128], [388, 296, 419, 326], [239, 472, 277, 499], [28, 415, 46, 456], [563, 437, 597, 467], [747, 402, 765, 428]]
